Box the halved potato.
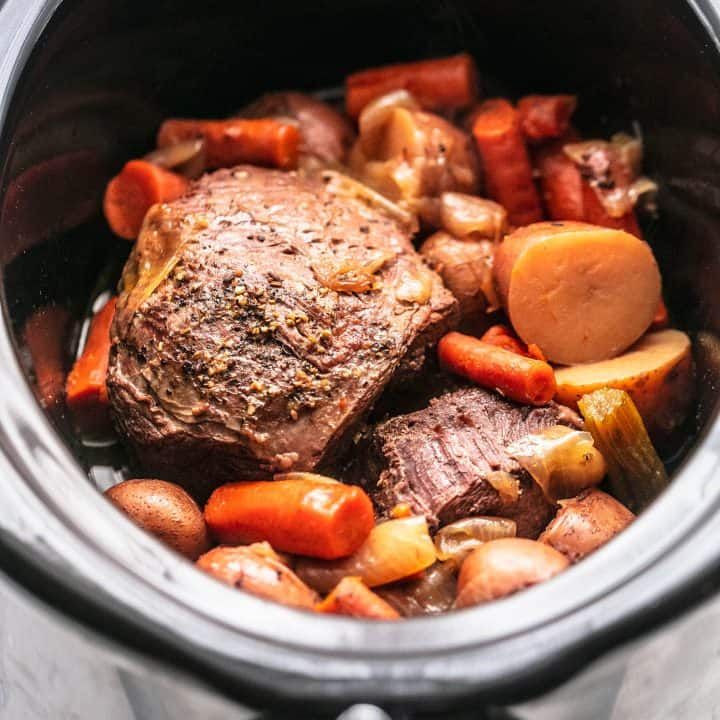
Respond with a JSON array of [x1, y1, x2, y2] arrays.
[[554, 329, 693, 438]]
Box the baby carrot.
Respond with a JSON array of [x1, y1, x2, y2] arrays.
[[316, 577, 400, 620], [471, 99, 543, 227], [103, 160, 188, 240], [204, 477, 375, 560], [345, 53, 479, 118], [157, 118, 299, 170], [438, 331, 557, 406], [518, 95, 577, 141]]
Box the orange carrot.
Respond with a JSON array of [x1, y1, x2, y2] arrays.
[[651, 298, 670, 330], [103, 160, 188, 240], [23, 305, 71, 414], [65, 297, 117, 434], [157, 118, 299, 170], [205, 478, 375, 560], [471, 99, 543, 227], [345, 53, 479, 118], [518, 95, 577, 141], [438, 331, 557, 406], [480, 325, 529, 356], [536, 142, 642, 236], [316, 577, 400, 620]]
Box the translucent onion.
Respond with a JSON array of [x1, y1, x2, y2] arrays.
[[395, 267, 433, 304], [376, 561, 458, 617], [486, 471, 521, 504], [312, 250, 393, 293], [434, 517, 517, 563], [321, 170, 418, 231], [273, 472, 338, 485], [358, 90, 421, 156], [439, 192, 508, 242], [506, 425, 607, 502], [145, 138, 206, 178], [295, 516, 436, 594]]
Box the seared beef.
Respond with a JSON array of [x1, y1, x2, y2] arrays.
[[363, 387, 582, 538], [108, 166, 456, 493]]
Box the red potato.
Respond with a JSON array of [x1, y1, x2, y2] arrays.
[[494, 222, 661, 364], [106, 479, 210, 560], [554, 329, 694, 439], [455, 538, 569, 607], [346, 53, 479, 118], [316, 577, 401, 620], [204, 476, 375, 560], [197, 545, 319, 609], [539, 489, 635, 562]]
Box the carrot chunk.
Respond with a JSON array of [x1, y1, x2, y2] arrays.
[[316, 577, 400, 620], [103, 160, 188, 240], [471, 99, 543, 227], [438, 331, 557, 406], [518, 95, 577, 141], [157, 118, 299, 170], [65, 297, 117, 434], [23, 305, 71, 414], [204, 477, 375, 560], [345, 53, 479, 118]]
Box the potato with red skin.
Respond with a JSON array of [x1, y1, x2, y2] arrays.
[[197, 545, 319, 609], [106, 479, 209, 560], [539, 489, 635, 563], [494, 221, 661, 364], [455, 538, 569, 608]]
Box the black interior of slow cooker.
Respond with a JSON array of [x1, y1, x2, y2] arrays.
[[2, 0, 720, 482]]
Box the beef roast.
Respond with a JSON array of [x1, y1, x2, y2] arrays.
[[108, 166, 456, 492], [363, 387, 582, 538]]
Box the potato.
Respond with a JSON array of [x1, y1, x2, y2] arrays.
[[494, 221, 661, 364], [555, 329, 693, 438], [420, 231, 496, 322], [455, 537, 569, 607], [105, 479, 209, 560], [197, 545, 319, 609], [539, 489, 634, 563]]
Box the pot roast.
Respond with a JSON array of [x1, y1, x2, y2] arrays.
[[107, 165, 457, 491]]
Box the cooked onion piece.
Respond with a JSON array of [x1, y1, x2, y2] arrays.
[[439, 192, 508, 242], [312, 250, 394, 293], [506, 425, 607, 502], [145, 138, 206, 178], [455, 538, 569, 607], [295, 516, 436, 594], [485, 471, 521, 504], [434, 516, 517, 563], [358, 90, 421, 157], [376, 561, 458, 617]]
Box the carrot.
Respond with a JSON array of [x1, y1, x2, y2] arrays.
[[518, 95, 577, 141], [438, 331, 557, 405], [480, 325, 547, 361], [23, 305, 71, 414], [651, 298, 670, 330], [157, 118, 299, 170], [316, 577, 400, 620], [103, 160, 188, 240], [204, 477, 375, 560], [471, 99, 543, 227], [537, 142, 642, 236], [345, 53, 479, 118], [65, 297, 117, 434]]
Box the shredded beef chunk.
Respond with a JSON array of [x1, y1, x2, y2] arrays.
[[363, 387, 582, 538], [108, 166, 456, 492]]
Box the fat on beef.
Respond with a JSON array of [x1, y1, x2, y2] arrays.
[[107, 166, 456, 494], [362, 387, 582, 538]]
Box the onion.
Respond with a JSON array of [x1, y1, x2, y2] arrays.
[[321, 170, 418, 231], [312, 250, 393, 293], [395, 267, 433, 304], [506, 425, 607, 502], [273, 472, 338, 484], [486, 471, 521, 503], [611, 132, 643, 177], [376, 561, 458, 616], [434, 517, 517, 563], [359, 90, 421, 156], [295, 516, 436, 594], [144, 138, 206, 178], [439, 192, 508, 242]]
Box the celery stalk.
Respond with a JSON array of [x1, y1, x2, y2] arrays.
[[578, 388, 668, 512]]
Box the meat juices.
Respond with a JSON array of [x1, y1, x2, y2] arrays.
[[362, 387, 582, 538], [108, 166, 456, 492]]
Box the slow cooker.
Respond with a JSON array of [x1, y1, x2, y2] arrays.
[[1, 0, 720, 716]]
